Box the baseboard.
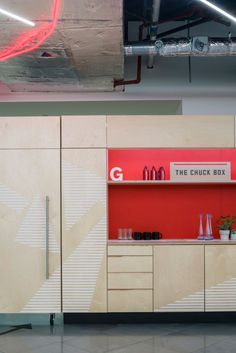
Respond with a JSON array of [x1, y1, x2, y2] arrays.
[[64, 312, 236, 324]]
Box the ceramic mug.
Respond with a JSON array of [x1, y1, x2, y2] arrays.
[[133, 232, 142, 240], [143, 232, 152, 240], [152, 232, 162, 240]]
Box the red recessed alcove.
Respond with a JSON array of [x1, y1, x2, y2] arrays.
[[108, 149, 236, 240]]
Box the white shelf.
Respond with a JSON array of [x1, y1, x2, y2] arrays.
[[108, 180, 236, 185]]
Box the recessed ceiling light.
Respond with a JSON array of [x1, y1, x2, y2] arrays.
[[0, 7, 35, 27], [198, 0, 236, 23]]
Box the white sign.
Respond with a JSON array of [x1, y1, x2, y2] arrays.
[[110, 167, 124, 181], [170, 162, 231, 181]]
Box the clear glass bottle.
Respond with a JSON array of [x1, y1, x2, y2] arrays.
[[118, 228, 123, 240], [205, 213, 214, 240], [127, 228, 133, 240], [198, 214, 204, 240], [122, 228, 128, 240]]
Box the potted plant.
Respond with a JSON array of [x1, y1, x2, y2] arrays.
[[218, 215, 236, 240], [231, 229, 236, 241]]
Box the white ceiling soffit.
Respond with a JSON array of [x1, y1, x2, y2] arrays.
[[0, 0, 123, 92]]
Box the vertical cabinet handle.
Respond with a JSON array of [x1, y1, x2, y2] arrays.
[[46, 196, 49, 280]]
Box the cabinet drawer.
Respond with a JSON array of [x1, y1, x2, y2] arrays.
[[108, 290, 153, 312], [108, 245, 152, 256], [108, 273, 153, 289], [108, 256, 153, 273]]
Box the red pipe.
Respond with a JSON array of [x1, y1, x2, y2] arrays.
[[114, 24, 145, 88]]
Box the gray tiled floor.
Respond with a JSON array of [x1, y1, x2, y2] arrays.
[[0, 323, 236, 353]]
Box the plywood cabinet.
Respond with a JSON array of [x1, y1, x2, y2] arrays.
[[107, 245, 153, 312], [62, 149, 107, 313], [107, 115, 234, 148], [154, 245, 204, 312], [205, 245, 236, 311], [108, 244, 236, 313], [0, 150, 61, 313], [2, 115, 236, 315]]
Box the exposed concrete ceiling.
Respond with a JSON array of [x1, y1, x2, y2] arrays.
[[0, 0, 236, 96], [0, 0, 123, 92]]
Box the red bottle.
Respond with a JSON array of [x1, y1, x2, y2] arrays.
[[143, 166, 149, 180], [151, 166, 158, 180], [158, 166, 166, 180]]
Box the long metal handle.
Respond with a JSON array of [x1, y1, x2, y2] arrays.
[[46, 196, 49, 280]]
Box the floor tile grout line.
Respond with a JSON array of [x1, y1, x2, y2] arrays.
[[65, 335, 154, 353], [3, 324, 236, 353]]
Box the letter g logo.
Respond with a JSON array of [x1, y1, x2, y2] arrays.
[[110, 167, 123, 181]]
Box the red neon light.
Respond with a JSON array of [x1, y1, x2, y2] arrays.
[[0, 0, 61, 61]]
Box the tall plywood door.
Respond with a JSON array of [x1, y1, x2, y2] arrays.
[[154, 245, 204, 312], [0, 150, 61, 313], [205, 245, 236, 311], [62, 149, 107, 312]]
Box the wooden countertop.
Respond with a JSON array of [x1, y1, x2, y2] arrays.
[[108, 239, 236, 245]]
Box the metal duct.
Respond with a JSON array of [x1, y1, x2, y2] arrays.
[[124, 37, 236, 56]]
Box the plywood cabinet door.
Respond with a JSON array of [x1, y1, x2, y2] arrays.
[[205, 245, 236, 311], [0, 117, 60, 149], [0, 150, 61, 313], [62, 149, 107, 313], [154, 245, 204, 312], [107, 115, 234, 148], [61, 116, 107, 148]]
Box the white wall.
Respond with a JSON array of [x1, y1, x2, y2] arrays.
[[182, 97, 236, 115]]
